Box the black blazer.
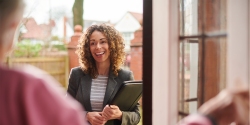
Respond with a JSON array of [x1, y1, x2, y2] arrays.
[[67, 67, 141, 125]]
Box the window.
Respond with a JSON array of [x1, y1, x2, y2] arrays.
[[178, 0, 227, 118], [121, 32, 134, 51]]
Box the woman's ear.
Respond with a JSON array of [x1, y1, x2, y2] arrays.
[[0, 20, 21, 59], [10, 21, 20, 29]]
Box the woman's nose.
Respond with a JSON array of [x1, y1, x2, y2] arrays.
[[96, 43, 101, 49]]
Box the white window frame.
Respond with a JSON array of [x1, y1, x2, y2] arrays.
[[228, 0, 250, 123], [227, 1, 249, 87], [153, 0, 179, 124]]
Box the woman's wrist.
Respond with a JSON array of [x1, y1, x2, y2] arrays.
[[117, 111, 123, 121]]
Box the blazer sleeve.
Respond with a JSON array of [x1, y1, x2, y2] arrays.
[[120, 71, 141, 125], [67, 68, 79, 98]]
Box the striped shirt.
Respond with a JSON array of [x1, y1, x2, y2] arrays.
[[90, 75, 108, 111]]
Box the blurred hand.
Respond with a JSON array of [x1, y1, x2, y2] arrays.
[[86, 112, 107, 125], [102, 105, 123, 121], [198, 88, 249, 125]]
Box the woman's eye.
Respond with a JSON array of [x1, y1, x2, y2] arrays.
[[91, 43, 95, 45], [101, 41, 106, 43]]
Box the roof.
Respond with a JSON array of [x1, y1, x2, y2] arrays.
[[128, 11, 143, 25], [21, 18, 55, 40]]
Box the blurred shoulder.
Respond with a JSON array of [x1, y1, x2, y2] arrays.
[[0, 66, 29, 82], [0, 65, 42, 84], [0, 65, 62, 96]]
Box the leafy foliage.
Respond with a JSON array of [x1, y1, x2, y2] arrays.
[[14, 40, 42, 57], [51, 36, 60, 41], [52, 44, 67, 51]]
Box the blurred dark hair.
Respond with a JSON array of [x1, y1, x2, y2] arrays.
[[0, 0, 24, 33], [0, 0, 24, 49]]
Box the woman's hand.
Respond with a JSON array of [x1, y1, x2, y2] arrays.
[[102, 105, 123, 121], [86, 112, 107, 125]]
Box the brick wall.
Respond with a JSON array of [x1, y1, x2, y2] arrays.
[[130, 27, 143, 105], [130, 27, 143, 81], [66, 25, 82, 73]]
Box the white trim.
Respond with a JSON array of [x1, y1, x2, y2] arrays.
[[227, 0, 249, 88], [228, 1, 250, 123], [153, 0, 179, 124], [248, 0, 250, 91], [249, 0, 250, 95], [248, 1, 250, 123]]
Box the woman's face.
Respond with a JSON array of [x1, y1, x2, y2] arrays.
[[89, 30, 110, 64]]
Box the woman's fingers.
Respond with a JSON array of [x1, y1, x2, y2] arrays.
[[102, 105, 122, 120], [103, 105, 113, 114], [93, 116, 106, 125], [102, 106, 112, 120], [102, 112, 111, 120], [87, 112, 106, 125], [96, 114, 106, 122], [110, 105, 119, 109]]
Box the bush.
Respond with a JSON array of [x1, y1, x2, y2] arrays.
[[14, 40, 42, 57], [52, 44, 67, 51]]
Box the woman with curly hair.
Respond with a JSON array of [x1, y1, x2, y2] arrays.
[[67, 24, 141, 125]]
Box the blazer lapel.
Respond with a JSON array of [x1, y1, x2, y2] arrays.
[[102, 71, 117, 108], [81, 74, 92, 111]]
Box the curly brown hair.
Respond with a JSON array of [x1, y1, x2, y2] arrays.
[[76, 24, 126, 79]]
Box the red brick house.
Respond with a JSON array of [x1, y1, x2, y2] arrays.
[[115, 11, 142, 52], [20, 18, 55, 43]]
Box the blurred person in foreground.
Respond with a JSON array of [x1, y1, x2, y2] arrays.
[[67, 24, 141, 125], [0, 0, 87, 125], [178, 87, 249, 125]]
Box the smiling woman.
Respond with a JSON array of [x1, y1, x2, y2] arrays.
[[67, 24, 141, 125], [89, 31, 111, 69], [77, 24, 126, 79]]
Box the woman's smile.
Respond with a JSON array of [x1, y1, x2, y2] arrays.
[[95, 51, 105, 56]]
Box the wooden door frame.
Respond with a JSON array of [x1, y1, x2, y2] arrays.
[[142, 0, 153, 124]]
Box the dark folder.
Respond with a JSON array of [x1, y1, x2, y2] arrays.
[[110, 81, 142, 111]]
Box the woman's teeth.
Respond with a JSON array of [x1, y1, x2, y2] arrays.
[[95, 52, 105, 56]]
